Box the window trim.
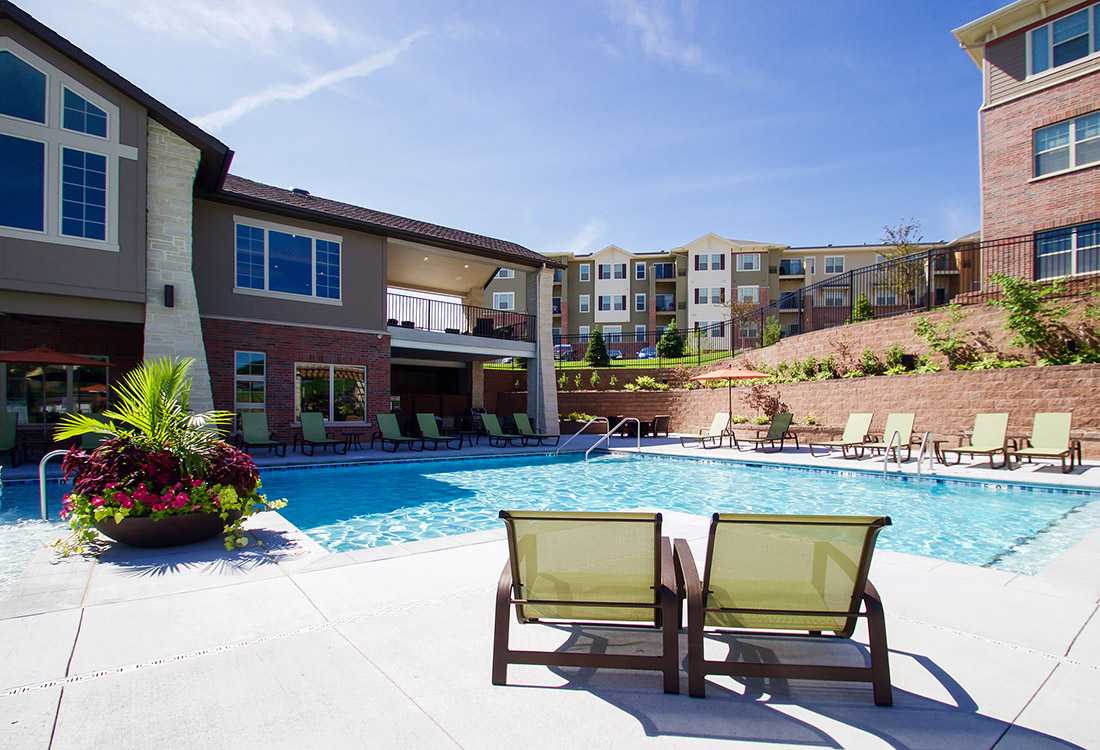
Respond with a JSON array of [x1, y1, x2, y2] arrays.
[[233, 350, 266, 413], [634, 262, 646, 280], [492, 291, 515, 310], [824, 256, 844, 274], [579, 263, 591, 282], [0, 131, 47, 235], [0, 47, 49, 126], [293, 361, 367, 424], [60, 85, 109, 140], [1027, 3, 1098, 79], [634, 292, 646, 312], [1035, 220, 1100, 279], [578, 294, 590, 313], [233, 215, 343, 305], [495, 268, 515, 279], [736, 285, 759, 305], [58, 144, 108, 241], [736, 253, 760, 272], [1032, 111, 1100, 180]]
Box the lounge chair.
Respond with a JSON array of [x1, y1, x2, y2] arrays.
[[938, 413, 1009, 469], [679, 413, 730, 449], [1010, 412, 1079, 473], [416, 413, 462, 450], [0, 412, 20, 467], [731, 413, 799, 453], [239, 411, 286, 457], [674, 514, 892, 705], [650, 415, 671, 438], [853, 413, 915, 461], [294, 411, 348, 456], [372, 412, 424, 452], [513, 413, 559, 446], [808, 413, 874, 458], [482, 414, 525, 447], [493, 510, 679, 693]]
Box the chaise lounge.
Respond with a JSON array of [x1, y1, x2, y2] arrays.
[[1009, 412, 1079, 473], [730, 412, 799, 453], [808, 413, 873, 458], [239, 411, 286, 457], [483, 414, 526, 447], [294, 411, 348, 456], [937, 413, 1009, 469], [416, 413, 462, 450], [513, 413, 560, 446], [674, 513, 893, 705], [853, 413, 916, 461], [679, 412, 730, 449], [372, 413, 424, 452]]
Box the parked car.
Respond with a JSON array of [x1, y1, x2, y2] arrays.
[[638, 347, 658, 359], [553, 344, 574, 361], [608, 350, 623, 360]]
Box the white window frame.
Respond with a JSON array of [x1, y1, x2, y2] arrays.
[[736, 253, 760, 271], [579, 325, 590, 343], [695, 254, 709, 271], [634, 292, 646, 312], [578, 294, 590, 313], [579, 263, 591, 282], [495, 268, 515, 279], [598, 294, 611, 311], [824, 289, 847, 307], [1033, 112, 1100, 178], [614, 295, 626, 311], [293, 362, 366, 424], [634, 262, 646, 280], [710, 287, 724, 304], [737, 286, 758, 305], [614, 263, 627, 279], [233, 215, 343, 305], [1027, 4, 1098, 79], [825, 256, 844, 274], [1035, 220, 1100, 279], [598, 263, 612, 280], [603, 325, 622, 343], [493, 291, 515, 310], [635, 325, 647, 342], [234, 350, 266, 413], [711, 253, 725, 271]]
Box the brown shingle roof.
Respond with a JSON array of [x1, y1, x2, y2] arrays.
[[217, 175, 561, 268]]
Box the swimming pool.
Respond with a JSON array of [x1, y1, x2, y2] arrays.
[[2, 452, 1098, 597]]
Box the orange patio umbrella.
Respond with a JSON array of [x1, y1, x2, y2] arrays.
[[691, 363, 770, 420], [0, 347, 110, 434]]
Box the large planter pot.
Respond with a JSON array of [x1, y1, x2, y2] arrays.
[[94, 510, 242, 548]]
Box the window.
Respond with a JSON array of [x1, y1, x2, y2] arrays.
[[579, 294, 590, 313], [737, 286, 759, 305], [737, 253, 760, 272], [60, 147, 107, 240], [2, 355, 108, 423], [234, 351, 266, 412], [739, 321, 759, 340], [779, 291, 800, 310], [805, 257, 816, 274], [614, 263, 626, 279], [495, 268, 515, 279], [600, 295, 625, 311], [579, 325, 590, 343], [0, 42, 130, 249], [710, 322, 725, 339], [604, 325, 622, 342], [598, 263, 612, 280], [635, 262, 646, 280], [234, 219, 341, 302], [1029, 4, 1097, 76], [1034, 112, 1100, 177], [825, 256, 844, 274], [1036, 221, 1100, 279], [695, 254, 709, 271], [655, 293, 675, 311], [614, 295, 626, 310], [553, 267, 562, 283], [579, 264, 590, 282], [552, 327, 561, 343], [875, 289, 898, 306], [778, 258, 803, 275], [634, 293, 646, 311], [824, 289, 847, 307], [493, 292, 514, 310], [713, 254, 726, 270], [552, 296, 562, 314], [295, 363, 365, 422], [635, 325, 647, 342], [653, 262, 674, 279]]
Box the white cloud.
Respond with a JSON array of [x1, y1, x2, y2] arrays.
[[90, 0, 344, 52], [551, 219, 608, 256], [603, 0, 719, 73], [191, 32, 428, 132]]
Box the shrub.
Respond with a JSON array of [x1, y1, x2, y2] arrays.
[[623, 375, 669, 391], [803, 412, 818, 425], [884, 342, 907, 370], [656, 320, 686, 358], [574, 373, 582, 389], [752, 415, 770, 425], [585, 328, 610, 367], [730, 414, 749, 424], [860, 347, 886, 376], [913, 305, 974, 368], [849, 293, 874, 323], [742, 382, 788, 418], [763, 315, 782, 346], [558, 373, 569, 389], [609, 375, 617, 387], [589, 370, 600, 389]]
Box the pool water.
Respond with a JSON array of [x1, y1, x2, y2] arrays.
[[1, 453, 1097, 598]]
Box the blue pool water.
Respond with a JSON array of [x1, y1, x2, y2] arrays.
[[2, 453, 1098, 597]]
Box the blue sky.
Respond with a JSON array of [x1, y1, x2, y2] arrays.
[[21, 0, 1006, 254]]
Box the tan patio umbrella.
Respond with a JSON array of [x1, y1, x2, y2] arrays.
[[690, 363, 770, 421], [0, 347, 110, 434]]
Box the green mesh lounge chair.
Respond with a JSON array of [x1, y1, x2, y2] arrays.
[[853, 413, 915, 461], [1010, 412, 1078, 473], [513, 413, 559, 446], [679, 412, 730, 449], [938, 413, 1009, 469], [482, 413, 525, 447], [731, 413, 799, 453], [416, 413, 461, 450], [674, 514, 893, 705], [808, 413, 874, 458], [493, 510, 679, 694], [372, 413, 424, 452], [0, 412, 20, 467], [294, 411, 348, 456], [239, 411, 286, 457]]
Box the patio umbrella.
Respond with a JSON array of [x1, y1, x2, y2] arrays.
[[0, 347, 110, 434], [690, 363, 770, 421]]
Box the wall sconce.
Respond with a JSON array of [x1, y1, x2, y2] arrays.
[[164, 284, 175, 307]]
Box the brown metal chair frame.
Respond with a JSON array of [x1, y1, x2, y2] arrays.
[[1009, 438, 1081, 474], [492, 511, 680, 694], [673, 515, 893, 706], [937, 440, 1010, 469], [730, 414, 800, 453]]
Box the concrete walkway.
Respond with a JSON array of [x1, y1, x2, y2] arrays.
[[2, 436, 1099, 748]]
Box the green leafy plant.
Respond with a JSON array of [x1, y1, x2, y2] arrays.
[[51, 358, 286, 555], [849, 293, 874, 324], [729, 415, 750, 424], [752, 415, 770, 425], [574, 373, 583, 390], [884, 342, 907, 370], [859, 347, 885, 376], [609, 375, 617, 387], [623, 375, 670, 391], [585, 327, 611, 367], [913, 305, 974, 368], [802, 412, 818, 425], [656, 320, 686, 358], [987, 273, 1100, 364], [763, 315, 782, 346], [955, 357, 1028, 370], [589, 370, 601, 389], [562, 411, 596, 422], [558, 373, 569, 390]]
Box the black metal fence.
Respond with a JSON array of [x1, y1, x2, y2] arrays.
[[387, 292, 534, 342]]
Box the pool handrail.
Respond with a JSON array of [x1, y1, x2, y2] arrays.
[[882, 430, 903, 481], [915, 431, 934, 484], [555, 417, 610, 455], [585, 418, 642, 461], [39, 448, 69, 520]]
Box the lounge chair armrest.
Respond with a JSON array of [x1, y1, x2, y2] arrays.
[[673, 538, 701, 603]]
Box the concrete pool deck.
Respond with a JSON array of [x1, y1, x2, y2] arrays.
[[2, 435, 1099, 748]]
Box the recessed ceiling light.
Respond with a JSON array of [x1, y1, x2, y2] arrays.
[[423, 256, 429, 261]]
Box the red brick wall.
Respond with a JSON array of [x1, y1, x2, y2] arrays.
[[496, 364, 1100, 458], [981, 72, 1100, 276], [201, 318, 390, 440]]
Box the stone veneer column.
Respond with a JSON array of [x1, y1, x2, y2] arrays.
[[527, 266, 559, 434], [144, 119, 214, 412], [467, 286, 485, 409]]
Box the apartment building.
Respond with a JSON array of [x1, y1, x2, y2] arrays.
[[954, 0, 1100, 281]]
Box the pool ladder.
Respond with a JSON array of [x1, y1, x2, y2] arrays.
[[38, 449, 69, 520], [882, 431, 935, 484], [554, 417, 642, 461]]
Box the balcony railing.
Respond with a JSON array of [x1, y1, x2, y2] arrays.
[[779, 259, 805, 276], [387, 292, 534, 342]]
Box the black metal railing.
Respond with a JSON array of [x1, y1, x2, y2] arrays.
[[387, 292, 534, 342]]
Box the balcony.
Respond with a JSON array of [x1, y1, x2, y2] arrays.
[[386, 292, 537, 362], [654, 295, 676, 312], [779, 259, 805, 277]]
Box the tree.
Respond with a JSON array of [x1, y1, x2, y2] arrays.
[[585, 327, 610, 367], [762, 315, 782, 346], [656, 320, 686, 358], [880, 218, 927, 305], [849, 293, 874, 323]]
